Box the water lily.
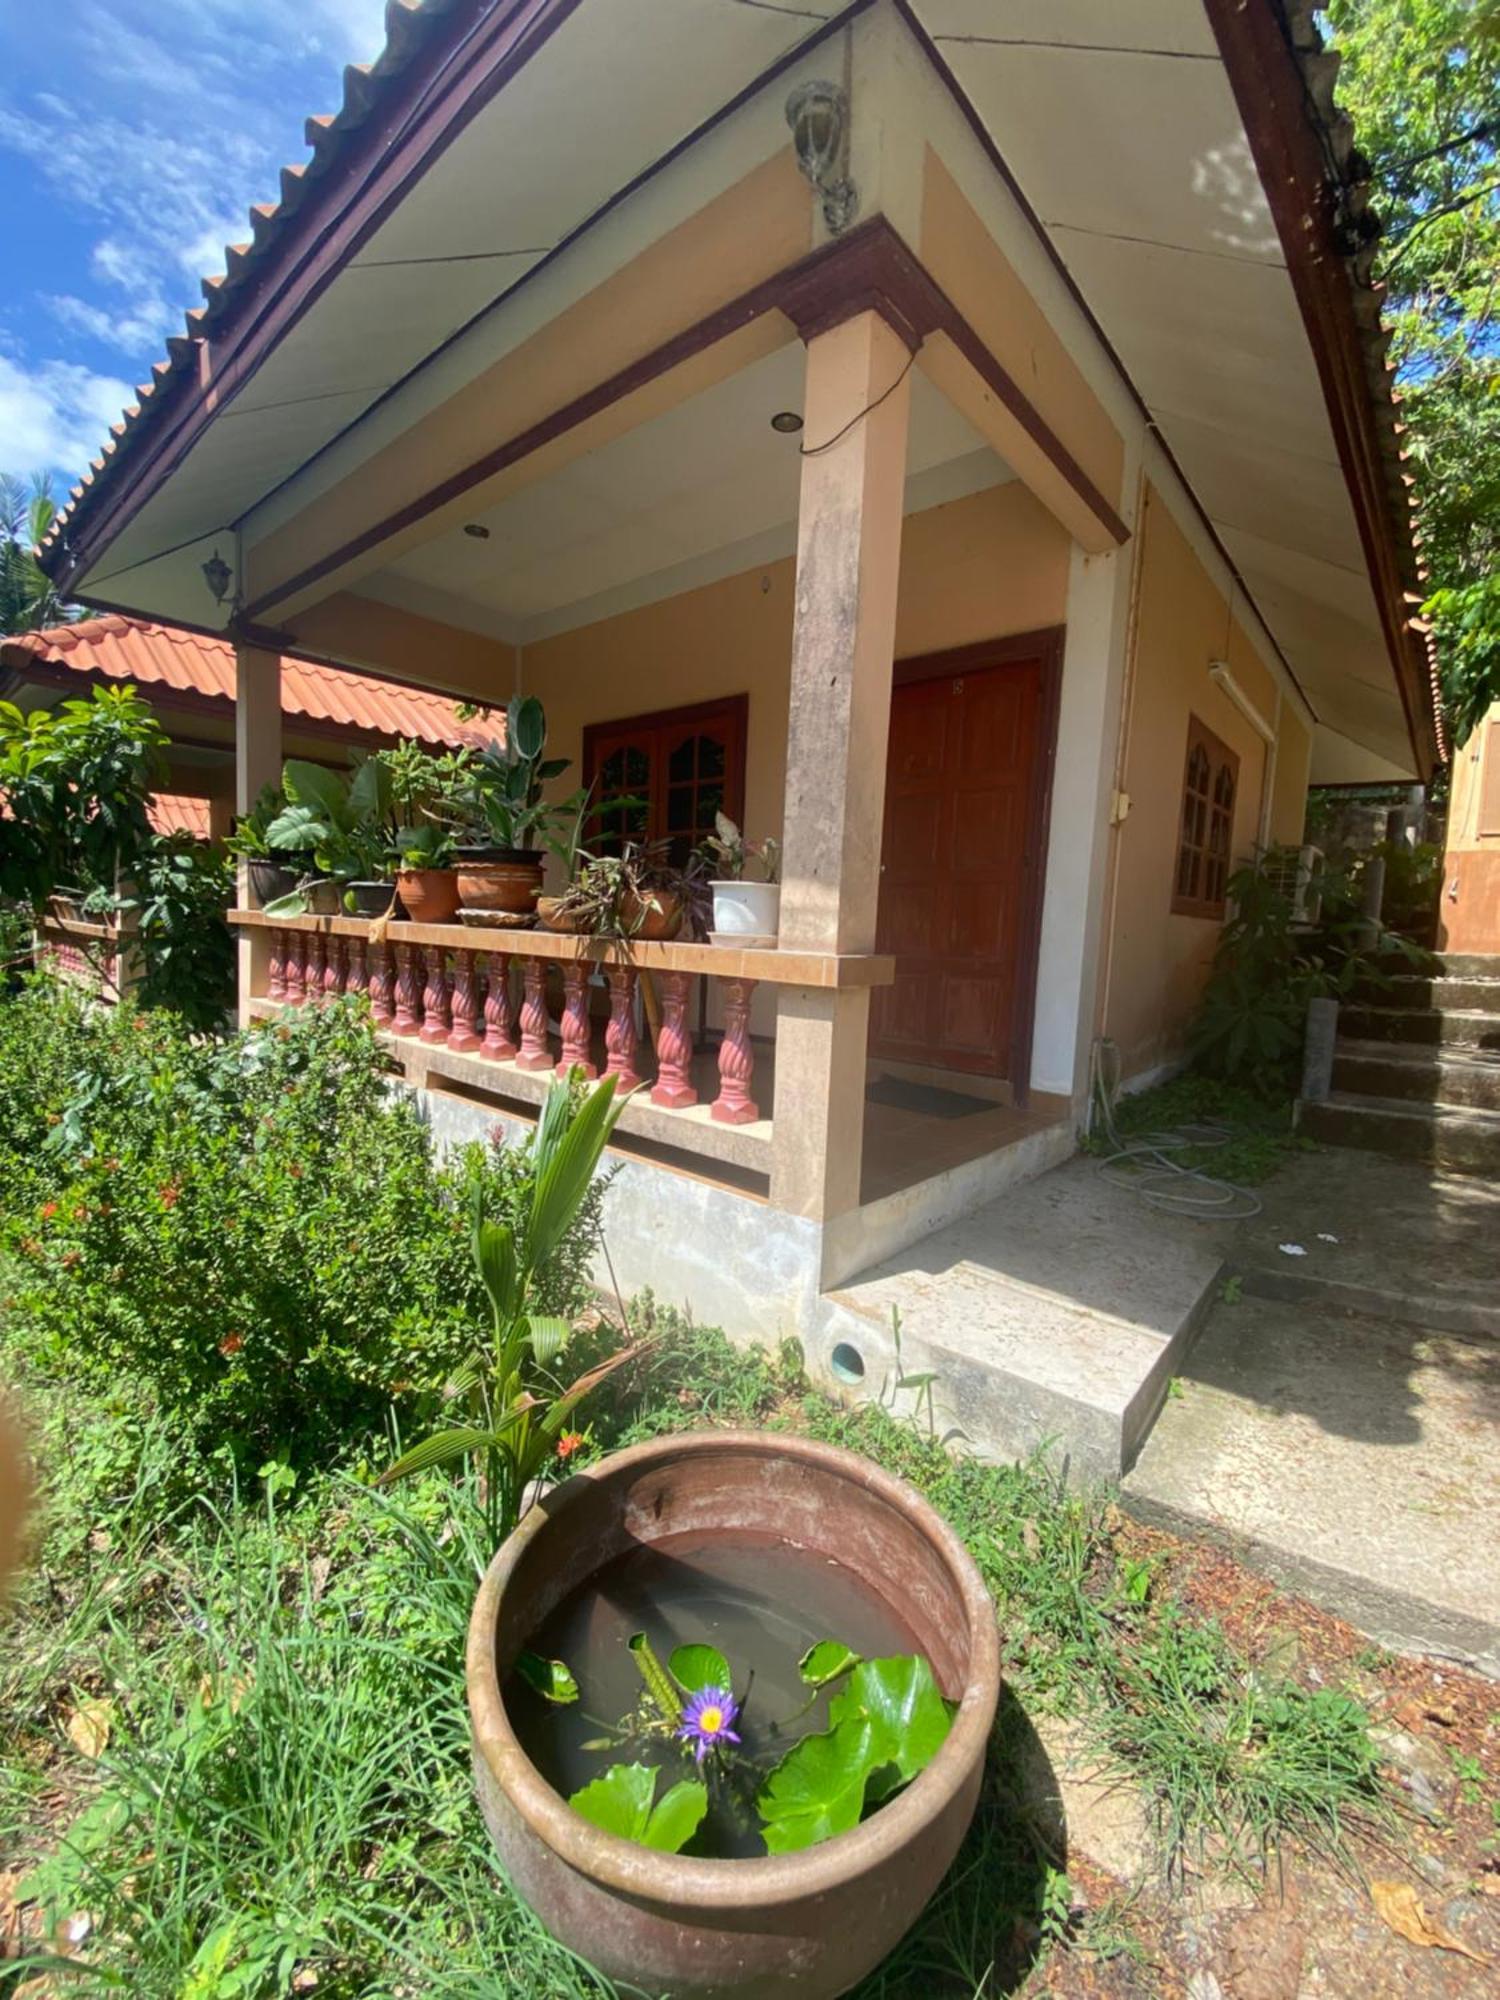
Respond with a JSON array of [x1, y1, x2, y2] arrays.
[[675, 1686, 740, 1765]]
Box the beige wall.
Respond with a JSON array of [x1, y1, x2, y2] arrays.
[[1101, 483, 1289, 1080], [1440, 702, 1500, 952], [526, 478, 1071, 850], [1269, 705, 1313, 846]]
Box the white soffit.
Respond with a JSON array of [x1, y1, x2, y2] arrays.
[[914, 0, 1413, 772], [74, 0, 837, 618], [368, 341, 1000, 636]]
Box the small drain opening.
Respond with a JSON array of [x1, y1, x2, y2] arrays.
[[829, 1341, 866, 1385]]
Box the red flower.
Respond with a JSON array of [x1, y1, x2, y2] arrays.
[[556, 1432, 586, 1461], [158, 1182, 181, 1208], [219, 1333, 244, 1358], [39, 1201, 58, 1220]]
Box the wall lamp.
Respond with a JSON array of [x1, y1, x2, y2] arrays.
[[785, 80, 858, 234]]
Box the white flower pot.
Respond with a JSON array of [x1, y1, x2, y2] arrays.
[[709, 878, 780, 945]]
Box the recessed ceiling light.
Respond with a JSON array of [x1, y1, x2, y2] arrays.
[[770, 410, 804, 434], [463, 522, 491, 539]]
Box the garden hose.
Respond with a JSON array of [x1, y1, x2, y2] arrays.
[[1089, 1039, 1262, 1221]]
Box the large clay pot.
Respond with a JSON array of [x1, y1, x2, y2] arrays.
[[457, 851, 544, 915], [396, 868, 461, 924], [623, 889, 682, 940], [535, 896, 589, 933], [467, 1431, 999, 2000]]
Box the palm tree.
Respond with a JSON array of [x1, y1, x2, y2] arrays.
[[0, 472, 75, 636]]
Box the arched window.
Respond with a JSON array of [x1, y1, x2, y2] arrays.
[[583, 695, 747, 867], [1172, 715, 1239, 918]]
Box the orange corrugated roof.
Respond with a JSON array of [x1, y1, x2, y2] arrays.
[[148, 793, 212, 838], [1, 615, 494, 751]]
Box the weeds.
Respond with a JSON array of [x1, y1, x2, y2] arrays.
[[1084, 1070, 1313, 1187]]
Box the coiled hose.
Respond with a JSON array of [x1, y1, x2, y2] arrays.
[[1090, 1039, 1262, 1220]]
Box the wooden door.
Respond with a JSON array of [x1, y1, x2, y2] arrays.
[[870, 647, 1051, 1082], [584, 696, 747, 867]]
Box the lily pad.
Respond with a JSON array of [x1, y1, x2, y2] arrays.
[[668, 1643, 732, 1695], [797, 1640, 861, 1689], [757, 1717, 874, 1854], [828, 1655, 953, 1802], [568, 1761, 708, 1853], [514, 1650, 579, 1704]]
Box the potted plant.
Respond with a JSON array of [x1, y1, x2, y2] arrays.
[[538, 840, 687, 941], [466, 1429, 999, 1998], [699, 813, 781, 945], [263, 758, 397, 918], [393, 821, 461, 923], [447, 695, 585, 916], [225, 782, 299, 907]]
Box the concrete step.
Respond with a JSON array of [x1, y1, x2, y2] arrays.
[[1352, 973, 1500, 1012], [1333, 1038, 1500, 1113], [1302, 1091, 1500, 1174], [1337, 1003, 1500, 1051]]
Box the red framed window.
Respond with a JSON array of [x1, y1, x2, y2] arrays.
[[1172, 714, 1239, 918], [582, 695, 748, 866]]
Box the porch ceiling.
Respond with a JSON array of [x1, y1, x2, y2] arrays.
[[909, 0, 1422, 780], [354, 339, 1005, 643]]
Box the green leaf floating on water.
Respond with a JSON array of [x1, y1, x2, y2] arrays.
[[514, 1650, 579, 1704], [669, 1643, 732, 1694], [568, 1762, 708, 1853], [757, 1655, 954, 1853], [797, 1640, 861, 1689]]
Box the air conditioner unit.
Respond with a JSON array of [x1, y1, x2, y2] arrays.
[[1265, 844, 1324, 926]]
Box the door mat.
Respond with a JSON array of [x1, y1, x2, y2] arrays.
[[865, 1076, 996, 1120]]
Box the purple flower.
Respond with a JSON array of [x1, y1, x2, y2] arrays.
[[675, 1686, 741, 1765]]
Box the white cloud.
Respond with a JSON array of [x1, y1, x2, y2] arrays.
[[0, 353, 133, 482]]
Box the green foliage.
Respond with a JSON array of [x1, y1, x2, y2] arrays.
[[669, 1643, 732, 1694], [448, 695, 586, 855], [1323, 0, 1500, 745], [265, 756, 396, 909], [382, 1072, 636, 1544], [0, 989, 606, 1467], [0, 470, 72, 634], [1085, 1071, 1311, 1186], [0, 682, 167, 909], [567, 1763, 708, 1853], [126, 834, 236, 1028]]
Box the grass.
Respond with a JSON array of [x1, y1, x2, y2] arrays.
[[1083, 1070, 1316, 1187], [2, 1309, 1392, 1998]]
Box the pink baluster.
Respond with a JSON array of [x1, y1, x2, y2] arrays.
[[367, 939, 395, 1027], [604, 964, 642, 1091], [420, 946, 451, 1044], [267, 930, 287, 1005], [393, 941, 422, 1035], [345, 933, 368, 999], [516, 959, 553, 1071], [305, 930, 326, 1005], [650, 969, 698, 1108], [557, 960, 597, 1079], [482, 952, 518, 1061], [323, 934, 345, 1001], [448, 949, 482, 1053], [284, 932, 307, 1006], [711, 977, 759, 1124]]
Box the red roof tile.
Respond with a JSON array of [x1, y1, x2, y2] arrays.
[[148, 793, 212, 838], [1, 615, 494, 751]]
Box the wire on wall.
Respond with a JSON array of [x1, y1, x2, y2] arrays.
[[799, 350, 918, 458]]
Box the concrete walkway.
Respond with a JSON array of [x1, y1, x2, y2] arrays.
[[1126, 1151, 1500, 1675], [822, 1155, 1234, 1484]]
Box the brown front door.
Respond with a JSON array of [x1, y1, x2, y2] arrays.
[[870, 641, 1055, 1083]]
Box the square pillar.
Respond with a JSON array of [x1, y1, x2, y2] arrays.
[[771, 309, 912, 1224], [235, 643, 282, 1027]]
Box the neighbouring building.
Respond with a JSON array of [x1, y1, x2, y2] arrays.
[[1442, 702, 1500, 954], [33, 0, 1440, 1454]]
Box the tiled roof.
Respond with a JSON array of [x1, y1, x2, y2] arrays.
[[1, 614, 493, 751], [148, 793, 212, 839]]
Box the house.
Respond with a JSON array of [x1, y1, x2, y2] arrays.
[[1441, 703, 1500, 954], [0, 613, 491, 840], [34, 0, 1439, 1456]]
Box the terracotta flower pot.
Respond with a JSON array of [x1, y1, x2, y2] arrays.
[[623, 889, 683, 940], [396, 868, 461, 924], [536, 896, 589, 933], [467, 1430, 1000, 2000], [456, 852, 544, 915]]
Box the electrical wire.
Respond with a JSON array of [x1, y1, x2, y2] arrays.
[[1089, 1039, 1262, 1221], [799, 350, 919, 458]]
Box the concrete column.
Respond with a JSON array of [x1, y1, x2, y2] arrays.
[[771, 310, 912, 1226], [1030, 462, 1143, 1106], [234, 644, 282, 1026]]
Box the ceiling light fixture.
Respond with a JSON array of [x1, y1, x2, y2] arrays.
[[770, 411, 804, 435], [200, 550, 233, 605], [463, 522, 491, 539]]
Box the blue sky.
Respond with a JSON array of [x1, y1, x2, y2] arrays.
[[0, 0, 392, 487]]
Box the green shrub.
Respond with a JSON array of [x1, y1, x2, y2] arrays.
[[0, 989, 606, 1467]]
